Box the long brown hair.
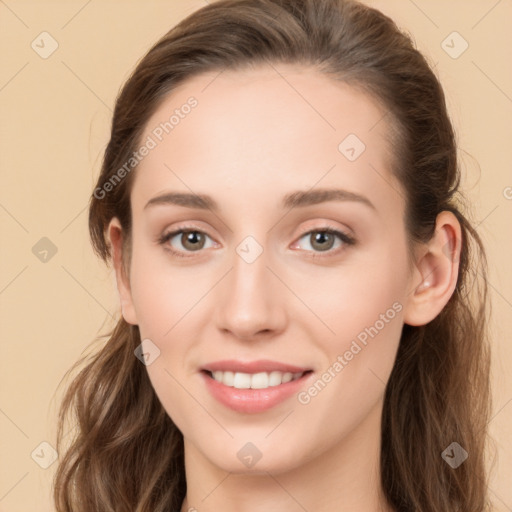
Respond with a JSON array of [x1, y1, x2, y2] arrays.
[[53, 0, 493, 510]]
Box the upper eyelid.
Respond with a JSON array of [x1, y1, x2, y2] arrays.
[[160, 223, 351, 239]]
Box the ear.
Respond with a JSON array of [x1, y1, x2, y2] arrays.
[[107, 217, 138, 325], [403, 211, 462, 326]]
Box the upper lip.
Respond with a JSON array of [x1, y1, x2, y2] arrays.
[[201, 359, 312, 374]]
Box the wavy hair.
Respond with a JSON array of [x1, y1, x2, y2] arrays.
[[53, 0, 493, 510]]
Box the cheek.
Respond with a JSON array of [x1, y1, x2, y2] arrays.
[[296, 246, 408, 346], [127, 244, 204, 431], [299, 243, 408, 397], [291, 269, 406, 448], [127, 241, 205, 339], [328, 268, 405, 342]]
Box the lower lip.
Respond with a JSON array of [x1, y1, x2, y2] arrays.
[[201, 371, 313, 414]]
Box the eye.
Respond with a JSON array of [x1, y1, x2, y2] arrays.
[[292, 227, 356, 257], [158, 225, 356, 259], [158, 227, 216, 257]]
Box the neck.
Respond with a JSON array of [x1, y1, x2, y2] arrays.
[[180, 397, 394, 512]]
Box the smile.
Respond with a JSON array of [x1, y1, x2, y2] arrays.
[[208, 370, 307, 389], [200, 361, 314, 414]]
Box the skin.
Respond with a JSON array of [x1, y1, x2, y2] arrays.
[[108, 63, 461, 512]]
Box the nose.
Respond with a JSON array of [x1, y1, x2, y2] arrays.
[[214, 245, 287, 341]]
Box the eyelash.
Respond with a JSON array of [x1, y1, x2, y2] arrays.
[[157, 224, 356, 259]]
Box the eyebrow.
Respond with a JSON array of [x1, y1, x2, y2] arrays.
[[144, 188, 376, 212]]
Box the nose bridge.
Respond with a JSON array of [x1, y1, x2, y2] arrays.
[[232, 238, 270, 298], [215, 235, 286, 338]]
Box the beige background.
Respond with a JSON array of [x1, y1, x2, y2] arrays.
[[0, 0, 511, 510]]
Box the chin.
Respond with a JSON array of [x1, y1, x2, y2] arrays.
[[196, 439, 315, 476]]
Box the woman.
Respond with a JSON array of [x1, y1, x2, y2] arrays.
[[53, 0, 493, 510]]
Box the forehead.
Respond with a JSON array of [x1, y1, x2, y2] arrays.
[[131, 63, 402, 214]]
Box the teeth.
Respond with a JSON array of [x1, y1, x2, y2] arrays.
[[210, 370, 304, 389], [268, 371, 283, 386], [233, 372, 252, 389], [251, 372, 269, 389]]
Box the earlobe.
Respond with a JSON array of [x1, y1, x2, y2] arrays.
[[107, 218, 138, 325], [403, 211, 461, 326]]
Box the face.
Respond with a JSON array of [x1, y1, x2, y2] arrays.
[[115, 64, 417, 474]]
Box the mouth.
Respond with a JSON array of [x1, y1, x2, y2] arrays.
[[200, 360, 314, 414]]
